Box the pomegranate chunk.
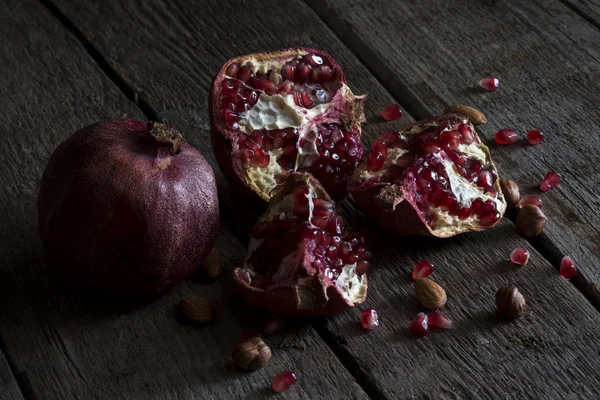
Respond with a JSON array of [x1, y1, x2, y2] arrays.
[[494, 128, 518, 145], [540, 171, 561, 192], [560, 256, 578, 279], [519, 195, 542, 209], [510, 248, 530, 266], [428, 311, 453, 329], [272, 370, 297, 393], [412, 259, 434, 280], [526, 129, 544, 145], [360, 308, 379, 330], [410, 312, 429, 336], [381, 104, 402, 121], [479, 76, 500, 91]]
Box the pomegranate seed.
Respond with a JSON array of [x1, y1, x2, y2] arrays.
[[477, 170, 493, 188], [510, 248, 530, 266], [410, 312, 429, 337], [519, 195, 542, 208], [428, 311, 453, 329], [479, 76, 500, 91], [360, 308, 379, 330], [560, 256, 578, 279], [526, 129, 544, 145], [356, 261, 369, 275], [494, 128, 517, 145], [540, 171, 561, 192], [412, 259, 434, 280], [264, 317, 285, 335], [381, 104, 402, 121], [272, 370, 297, 393]]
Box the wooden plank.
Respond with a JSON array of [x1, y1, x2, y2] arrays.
[[0, 0, 369, 399], [48, 0, 600, 397], [0, 351, 24, 400], [559, 0, 600, 27]]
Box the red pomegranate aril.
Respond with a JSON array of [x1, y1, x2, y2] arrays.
[[410, 312, 429, 337], [422, 142, 440, 154], [526, 129, 544, 145], [272, 370, 297, 393], [264, 317, 285, 335], [428, 311, 453, 329], [540, 171, 561, 192], [356, 261, 369, 276], [381, 104, 402, 121], [510, 247, 530, 266], [223, 109, 239, 123], [519, 195, 542, 208], [494, 128, 517, 145], [477, 170, 493, 189], [458, 124, 475, 144], [225, 63, 239, 77], [479, 76, 500, 91], [458, 207, 471, 220], [360, 308, 379, 330], [560, 256, 578, 279], [412, 259, 434, 280], [281, 63, 295, 81], [296, 63, 311, 82]]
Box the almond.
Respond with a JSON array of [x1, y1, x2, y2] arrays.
[[178, 295, 214, 323], [415, 278, 447, 310], [203, 247, 222, 278], [445, 104, 487, 125]]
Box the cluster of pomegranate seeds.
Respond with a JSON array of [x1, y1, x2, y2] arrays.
[[526, 129, 544, 145], [519, 195, 542, 209], [360, 308, 379, 330], [237, 127, 298, 171], [264, 317, 285, 336], [479, 76, 500, 91], [412, 259, 434, 280], [410, 312, 429, 336], [494, 128, 518, 145], [428, 311, 453, 329], [381, 104, 402, 121], [510, 248, 530, 266], [272, 370, 297, 393], [540, 171, 561, 192], [560, 256, 578, 279]]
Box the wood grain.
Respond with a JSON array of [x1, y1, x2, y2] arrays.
[[48, 0, 600, 397], [0, 0, 369, 399], [0, 351, 24, 400]]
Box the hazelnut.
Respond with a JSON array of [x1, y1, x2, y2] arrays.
[[445, 104, 487, 125], [495, 284, 526, 319], [232, 337, 272, 371], [415, 278, 447, 309], [516, 204, 547, 237], [500, 179, 520, 208], [178, 296, 214, 323], [203, 247, 222, 278]]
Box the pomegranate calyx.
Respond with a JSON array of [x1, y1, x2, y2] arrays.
[[147, 121, 183, 156]]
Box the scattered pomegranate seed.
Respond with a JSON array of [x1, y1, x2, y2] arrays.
[[479, 76, 500, 91], [360, 308, 379, 330], [264, 317, 285, 335], [526, 129, 544, 145], [272, 370, 297, 393], [510, 248, 530, 266], [540, 171, 561, 192], [428, 311, 453, 329], [560, 256, 578, 279], [412, 259, 434, 280], [409, 312, 429, 336], [519, 195, 542, 209], [494, 128, 518, 145], [381, 104, 402, 121]]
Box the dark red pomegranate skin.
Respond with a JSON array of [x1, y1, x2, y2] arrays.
[[38, 119, 219, 298]]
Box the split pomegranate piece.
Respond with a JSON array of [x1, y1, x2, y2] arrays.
[[560, 256, 578, 279], [233, 172, 369, 316], [510, 248, 530, 266], [526, 129, 544, 145], [494, 128, 518, 145], [479, 76, 500, 91], [349, 114, 507, 237], [210, 48, 366, 202], [272, 370, 297, 393], [519, 195, 542, 209], [381, 104, 402, 121], [428, 311, 453, 329], [410, 312, 429, 336], [540, 171, 561, 192], [412, 259, 434, 280], [360, 308, 379, 330]]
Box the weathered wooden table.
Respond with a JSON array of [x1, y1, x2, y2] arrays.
[[3, 0, 600, 398]]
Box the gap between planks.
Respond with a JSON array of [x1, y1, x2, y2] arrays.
[[302, 0, 600, 313], [0, 337, 38, 400]]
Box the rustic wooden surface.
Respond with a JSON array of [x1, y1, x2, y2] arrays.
[[0, 351, 24, 400], [2, 0, 600, 398]]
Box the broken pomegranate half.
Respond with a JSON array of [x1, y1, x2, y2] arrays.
[[349, 114, 507, 237], [210, 48, 366, 202], [233, 172, 369, 316]]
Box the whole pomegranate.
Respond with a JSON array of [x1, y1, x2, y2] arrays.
[[349, 114, 507, 237], [233, 172, 369, 316], [38, 120, 219, 298], [210, 47, 366, 202]]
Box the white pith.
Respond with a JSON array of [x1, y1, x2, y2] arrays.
[[336, 263, 366, 304]]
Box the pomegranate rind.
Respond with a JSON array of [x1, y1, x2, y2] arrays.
[[233, 172, 367, 316], [349, 114, 507, 238], [210, 47, 365, 203]]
